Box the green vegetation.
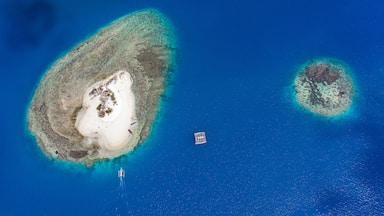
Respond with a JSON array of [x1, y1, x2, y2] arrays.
[[106, 108, 113, 114], [96, 104, 102, 111]]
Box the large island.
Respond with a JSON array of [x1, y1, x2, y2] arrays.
[[27, 9, 176, 166]]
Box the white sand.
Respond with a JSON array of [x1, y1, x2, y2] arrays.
[[75, 71, 138, 150]]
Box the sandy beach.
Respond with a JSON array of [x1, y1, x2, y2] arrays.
[[76, 71, 138, 150]]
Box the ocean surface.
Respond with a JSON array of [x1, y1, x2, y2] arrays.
[[1, 0, 384, 215]]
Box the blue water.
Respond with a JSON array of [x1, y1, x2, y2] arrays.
[[1, 0, 384, 215]]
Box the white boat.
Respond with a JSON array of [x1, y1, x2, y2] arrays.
[[118, 167, 125, 178]]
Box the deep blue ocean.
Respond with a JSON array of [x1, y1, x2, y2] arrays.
[[1, 0, 384, 215]]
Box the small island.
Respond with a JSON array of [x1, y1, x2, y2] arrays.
[[293, 58, 355, 117], [27, 9, 176, 166]]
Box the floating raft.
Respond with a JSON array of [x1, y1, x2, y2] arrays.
[[194, 132, 207, 145]]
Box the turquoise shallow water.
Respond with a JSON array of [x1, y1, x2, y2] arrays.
[[1, 0, 384, 215]]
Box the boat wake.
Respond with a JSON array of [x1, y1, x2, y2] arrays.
[[117, 167, 126, 198], [114, 167, 127, 216]]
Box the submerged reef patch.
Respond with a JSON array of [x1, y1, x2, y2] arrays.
[[293, 58, 356, 117]]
